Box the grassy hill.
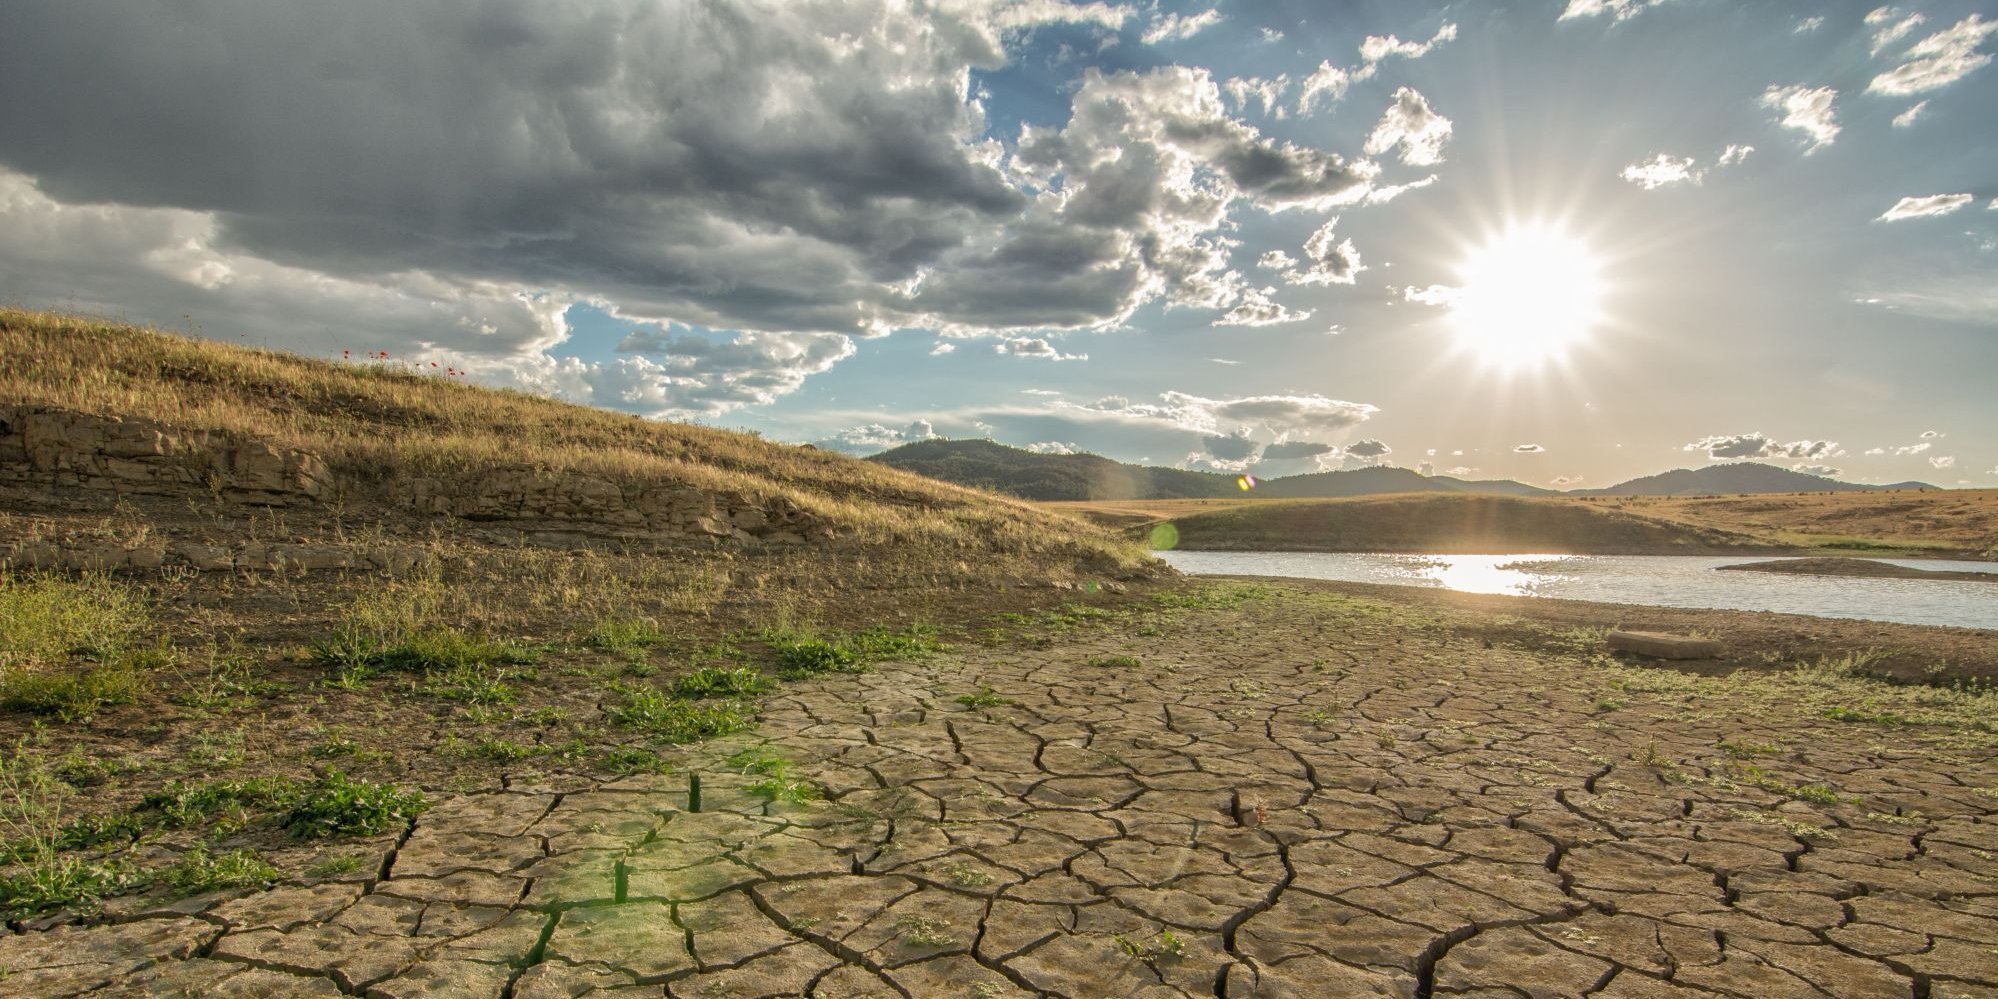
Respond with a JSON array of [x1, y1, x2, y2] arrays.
[[1583, 462, 1934, 496], [868, 439, 1564, 501], [1141, 494, 1769, 554], [865, 438, 1239, 501], [1054, 490, 1998, 557], [869, 439, 1926, 504], [0, 309, 1145, 583]]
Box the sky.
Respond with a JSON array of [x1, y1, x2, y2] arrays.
[[2, 0, 1994, 488]]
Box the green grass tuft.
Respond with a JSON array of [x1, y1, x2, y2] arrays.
[[281, 771, 428, 839], [154, 846, 281, 897], [607, 687, 753, 743], [673, 666, 776, 699]]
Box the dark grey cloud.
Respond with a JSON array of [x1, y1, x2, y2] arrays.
[[0, 0, 1142, 340], [1345, 439, 1392, 458], [1513, 443, 1546, 453], [1261, 440, 1339, 460], [1202, 429, 1261, 462]]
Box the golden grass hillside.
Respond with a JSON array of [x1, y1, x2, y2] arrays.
[[0, 308, 1146, 576], [1072, 493, 1778, 555], [1062, 491, 1998, 557], [1605, 491, 1998, 558]]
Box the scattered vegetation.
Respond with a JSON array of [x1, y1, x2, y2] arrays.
[[673, 666, 776, 700], [153, 846, 281, 897], [895, 913, 958, 948], [580, 615, 670, 654], [281, 771, 430, 839], [1113, 929, 1187, 965], [764, 626, 938, 680], [607, 687, 753, 743], [954, 686, 1011, 708], [1084, 655, 1143, 669], [0, 572, 164, 721]]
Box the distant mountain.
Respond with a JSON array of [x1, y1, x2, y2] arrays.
[[866, 443, 1937, 503], [864, 439, 1237, 501], [867, 440, 1553, 502], [1585, 462, 1937, 497], [1252, 465, 1556, 498]]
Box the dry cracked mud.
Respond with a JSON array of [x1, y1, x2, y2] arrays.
[[6, 586, 1997, 998]]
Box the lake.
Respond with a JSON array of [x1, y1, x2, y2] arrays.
[[1155, 551, 1998, 630]]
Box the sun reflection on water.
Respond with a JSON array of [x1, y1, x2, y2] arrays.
[[1390, 555, 1577, 595]]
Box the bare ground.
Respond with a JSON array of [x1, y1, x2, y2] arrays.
[[7, 581, 1997, 998]]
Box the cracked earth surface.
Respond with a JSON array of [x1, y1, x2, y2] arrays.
[[7, 587, 1998, 998]]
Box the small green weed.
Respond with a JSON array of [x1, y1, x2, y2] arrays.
[[1718, 739, 1779, 759], [954, 687, 1010, 708], [305, 854, 366, 878], [281, 771, 427, 839], [895, 914, 957, 948], [422, 664, 518, 706], [674, 666, 775, 699], [1084, 655, 1142, 669], [746, 775, 823, 804], [153, 846, 280, 897], [140, 777, 301, 829], [594, 746, 671, 775], [458, 737, 544, 763], [580, 615, 669, 653], [607, 687, 753, 743], [763, 626, 936, 680]]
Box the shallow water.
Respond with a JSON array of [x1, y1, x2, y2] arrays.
[[1155, 551, 1998, 629]]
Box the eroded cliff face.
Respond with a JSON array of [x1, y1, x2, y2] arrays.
[[0, 405, 827, 571]]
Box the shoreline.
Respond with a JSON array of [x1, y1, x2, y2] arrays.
[[1718, 555, 1998, 582], [1160, 542, 1989, 560], [1204, 573, 1998, 683]]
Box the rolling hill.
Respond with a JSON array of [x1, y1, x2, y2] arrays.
[[0, 309, 1148, 590], [1581, 462, 1935, 496], [867, 439, 1933, 502], [1149, 493, 1769, 554]]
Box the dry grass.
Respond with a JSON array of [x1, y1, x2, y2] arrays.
[[0, 308, 1146, 571], [1093, 493, 1767, 555], [1602, 492, 1998, 557], [1053, 491, 1997, 558]]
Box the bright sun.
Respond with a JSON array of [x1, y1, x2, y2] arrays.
[[1448, 222, 1605, 369]]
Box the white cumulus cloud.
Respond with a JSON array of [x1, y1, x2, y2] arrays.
[[1364, 87, 1453, 167], [1214, 287, 1315, 326], [1868, 14, 1998, 96], [1559, 0, 1673, 23], [1621, 154, 1702, 190], [1878, 194, 1975, 221], [995, 336, 1087, 361], [1760, 85, 1841, 152], [1892, 100, 1931, 127], [1142, 8, 1223, 45]]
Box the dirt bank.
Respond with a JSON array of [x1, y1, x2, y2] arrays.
[[1719, 556, 1998, 583], [1210, 574, 1998, 684]]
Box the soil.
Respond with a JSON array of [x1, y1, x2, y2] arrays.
[[1719, 556, 1998, 583], [7, 579, 1997, 998], [1217, 575, 1998, 684]]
